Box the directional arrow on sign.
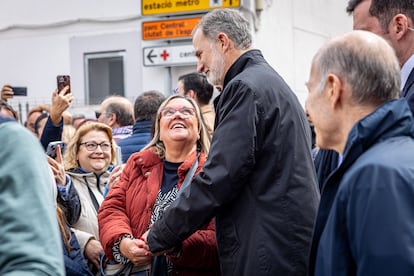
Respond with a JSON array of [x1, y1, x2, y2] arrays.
[[143, 44, 197, 67], [146, 49, 157, 64]]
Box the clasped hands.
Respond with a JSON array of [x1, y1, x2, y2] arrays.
[[119, 230, 175, 266]]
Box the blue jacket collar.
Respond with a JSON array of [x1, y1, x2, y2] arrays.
[[132, 120, 152, 134], [343, 99, 414, 168]]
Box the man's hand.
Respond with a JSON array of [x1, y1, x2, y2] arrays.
[[50, 86, 73, 126], [1, 84, 13, 101], [84, 238, 104, 269], [140, 230, 175, 256]]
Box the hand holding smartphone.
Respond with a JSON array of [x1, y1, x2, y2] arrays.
[[57, 75, 71, 95], [46, 141, 67, 159], [11, 86, 27, 96]]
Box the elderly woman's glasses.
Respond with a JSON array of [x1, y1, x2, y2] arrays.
[[80, 141, 112, 151], [161, 107, 195, 118]]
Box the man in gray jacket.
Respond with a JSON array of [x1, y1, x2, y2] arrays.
[[143, 8, 319, 275]]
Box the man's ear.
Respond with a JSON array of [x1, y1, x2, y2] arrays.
[[186, 90, 196, 99], [326, 74, 342, 109], [390, 14, 410, 40], [217, 33, 231, 52], [108, 112, 117, 127]]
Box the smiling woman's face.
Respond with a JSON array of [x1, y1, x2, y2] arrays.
[[159, 98, 199, 148], [77, 130, 112, 174]]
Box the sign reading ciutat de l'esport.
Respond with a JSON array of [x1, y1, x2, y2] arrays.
[[141, 0, 240, 16], [142, 17, 201, 40]]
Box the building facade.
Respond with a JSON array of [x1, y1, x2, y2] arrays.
[[0, 0, 351, 119]]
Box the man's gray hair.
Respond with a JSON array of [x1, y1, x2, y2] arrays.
[[314, 30, 400, 105], [194, 8, 252, 50], [105, 97, 134, 126]]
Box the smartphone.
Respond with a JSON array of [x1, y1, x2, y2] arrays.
[[57, 75, 71, 95], [12, 86, 27, 96], [115, 145, 123, 166], [46, 141, 67, 159]]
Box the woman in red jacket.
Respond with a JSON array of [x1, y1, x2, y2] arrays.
[[98, 95, 220, 275]]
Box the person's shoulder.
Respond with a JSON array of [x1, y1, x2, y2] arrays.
[[0, 114, 15, 125], [340, 144, 407, 191], [127, 147, 161, 166], [117, 132, 150, 145]]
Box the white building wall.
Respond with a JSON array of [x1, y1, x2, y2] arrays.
[[255, 0, 352, 105], [0, 0, 351, 118]]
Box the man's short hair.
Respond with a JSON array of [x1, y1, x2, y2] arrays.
[[346, 0, 364, 14], [314, 30, 400, 105], [194, 8, 252, 50], [103, 96, 134, 126], [178, 73, 214, 105], [134, 91, 165, 122], [347, 0, 414, 31]]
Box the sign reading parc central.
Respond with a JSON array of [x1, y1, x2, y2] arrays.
[[141, 0, 240, 16], [142, 17, 201, 40]]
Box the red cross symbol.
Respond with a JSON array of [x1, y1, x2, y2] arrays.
[[160, 50, 170, 61]]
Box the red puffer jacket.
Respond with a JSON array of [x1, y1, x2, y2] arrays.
[[98, 147, 220, 275]]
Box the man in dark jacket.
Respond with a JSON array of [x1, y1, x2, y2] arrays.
[[143, 8, 320, 275], [306, 30, 414, 275], [117, 90, 165, 163]]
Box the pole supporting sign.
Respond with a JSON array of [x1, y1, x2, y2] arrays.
[[141, 0, 240, 16]]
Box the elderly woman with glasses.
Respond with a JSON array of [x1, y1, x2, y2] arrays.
[[56, 122, 119, 271], [98, 95, 220, 276]]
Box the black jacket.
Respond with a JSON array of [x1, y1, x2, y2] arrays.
[[148, 50, 320, 275]]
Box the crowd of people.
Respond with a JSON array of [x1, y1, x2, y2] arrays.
[[1, 1, 414, 275]]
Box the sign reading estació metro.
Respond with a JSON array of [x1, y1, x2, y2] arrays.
[[142, 0, 240, 16], [142, 17, 201, 40]]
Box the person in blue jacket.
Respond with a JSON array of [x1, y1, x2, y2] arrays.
[[117, 90, 165, 163], [57, 204, 92, 276], [306, 30, 414, 276]]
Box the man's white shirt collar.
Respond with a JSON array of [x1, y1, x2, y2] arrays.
[[401, 54, 414, 91]]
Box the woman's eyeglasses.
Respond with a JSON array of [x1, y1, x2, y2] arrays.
[[161, 107, 195, 118], [80, 141, 112, 151]]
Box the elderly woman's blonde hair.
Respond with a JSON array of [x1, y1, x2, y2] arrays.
[[64, 122, 116, 170], [142, 95, 211, 158]]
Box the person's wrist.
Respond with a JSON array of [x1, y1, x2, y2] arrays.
[[119, 236, 133, 258], [50, 111, 62, 125]]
